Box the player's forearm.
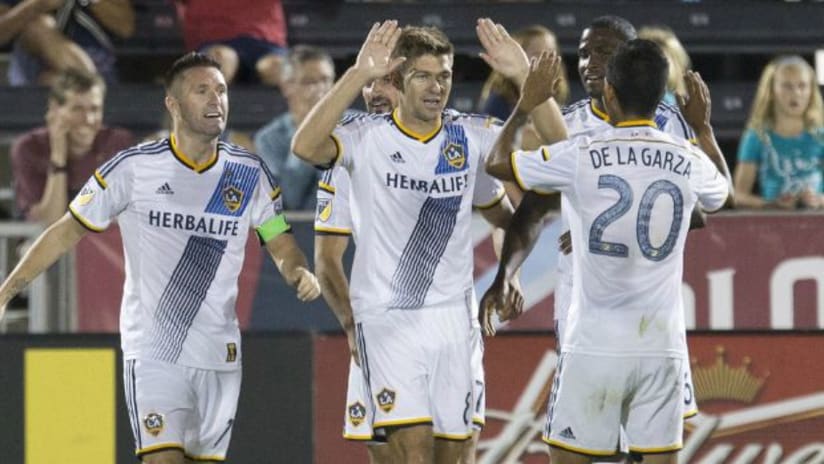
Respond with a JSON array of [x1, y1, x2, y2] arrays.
[[695, 126, 735, 208], [0, 214, 85, 307], [291, 67, 371, 165], [529, 99, 567, 146], [486, 108, 530, 180], [495, 194, 552, 283], [316, 261, 355, 331]]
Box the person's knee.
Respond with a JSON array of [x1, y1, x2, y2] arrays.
[[549, 445, 593, 464]]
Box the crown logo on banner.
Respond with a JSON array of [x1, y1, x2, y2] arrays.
[[691, 346, 769, 403]]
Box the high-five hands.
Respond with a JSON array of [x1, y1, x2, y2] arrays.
[[517, 50, 563, 114], [355, 20, 407, 80], [476, 18, 530, 86]]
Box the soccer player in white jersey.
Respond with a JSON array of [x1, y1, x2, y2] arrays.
[[484, 42, 733, 464], [477, 18, 703, 443], [314, 75, 399, 464], [0, 52, 320, 464], [293, 20, 565, 463]]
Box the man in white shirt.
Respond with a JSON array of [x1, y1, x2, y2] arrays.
[[483, 41, 733, 464], [0, 52, 320, 464]]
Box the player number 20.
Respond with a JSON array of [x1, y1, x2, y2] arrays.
[[588, 174, 684, 262]]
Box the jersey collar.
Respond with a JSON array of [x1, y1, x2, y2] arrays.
[[615, 119, 658, 128], [169, 134, 219, 173], [391, 108, 443, 143], [589, 99, 610, 123]]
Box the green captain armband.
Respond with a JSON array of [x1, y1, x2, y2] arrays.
[[256, 214, 290, 243]]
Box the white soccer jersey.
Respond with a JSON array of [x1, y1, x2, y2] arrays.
[[553, 99, 697, 323], [314, 166, 353, 236], [512, 121, 728, 357], [332, 109, 505, 319], [69, 137, 287, 370]]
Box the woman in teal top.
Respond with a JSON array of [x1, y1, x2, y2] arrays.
[[735, 55, 824, 209]]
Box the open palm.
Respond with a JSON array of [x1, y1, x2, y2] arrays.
[[355, 20, 406, 79], [476, 18, 530, 85]]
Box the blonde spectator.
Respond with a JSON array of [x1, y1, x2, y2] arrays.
[[478, 24, 570, 120], [735, 55, 824, 209], [638, 25, 691, 105]]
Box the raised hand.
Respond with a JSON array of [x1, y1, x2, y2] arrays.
[[517, 50, 562, 113], [476, 18, 530, 86], [677, 70, 712, 133], [354, 20, 406, 80]]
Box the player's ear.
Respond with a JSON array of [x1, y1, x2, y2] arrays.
[[164, 94, 178, 119]]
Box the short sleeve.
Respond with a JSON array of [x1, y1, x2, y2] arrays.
[[68, 160, 132, 232], [251, 162, 290, 243], [658, 104, 697, 144], [314, 167, 352, 235], [510, 139, 579, 194], [330, 113, 371, 171], [691, 149, 729, 212], [737, 129, 763, 164]]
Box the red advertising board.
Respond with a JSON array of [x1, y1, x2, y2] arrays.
[[314, 333, 824, 463]]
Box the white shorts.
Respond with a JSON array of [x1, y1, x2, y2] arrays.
[[344, 325, 485, 440], [555, 279, 699, 420], [356, 304, 475, 440], [124, 358, 241, 461], [544, 353, 685, 456]]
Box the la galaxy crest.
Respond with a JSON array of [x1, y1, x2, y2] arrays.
[[376, 388, 396, 413], [348, 401, 367, 426], [143, 412, 164, 436], [442, 143, 466, 170], [222, 186, 243, 212]]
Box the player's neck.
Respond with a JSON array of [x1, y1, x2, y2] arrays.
[[395, 106, 442, 138], [171, 131, 218, 166]]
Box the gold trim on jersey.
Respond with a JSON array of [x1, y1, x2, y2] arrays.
[[473, 417, 485, 427], [93, 170, 108, 189], [270, 187, 282, 200], [314, 225, 352, 235], [616, 119, 657, 128], [590, 100, 610, 122], [170, 134, 218, 173], [318, 182, 335, 194], [330, 134, 343, 166], [68, 205, 105, 233], [541, 147, 551, 161], [543, 437, 617, 456], [683, 408, 698, 419], [474, 189, 505, 210], [343, 432, 374, 441], [136, 443, 185, 455], [373, 417, 433, 429], [510, 151, 528, 191], [392, 108, 442, 143], [628, 443, 683, 454], [186, 452, 226, 462], [433, 431, 474, 441]]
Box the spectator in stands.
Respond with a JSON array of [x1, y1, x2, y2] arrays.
[[175, 0, 287, 86], [254, 45, 335, 210], [639, 25, 691, 105], [478, 24, 570, 121], [735, 55, 824, 209], [10, 68, 134, 224], [2, 0, 134, 85]]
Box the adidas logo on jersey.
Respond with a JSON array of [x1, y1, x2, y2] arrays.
[[559, 426, 576, 440], [156, 182, 174, 195], [389, 151, 405, 163]]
